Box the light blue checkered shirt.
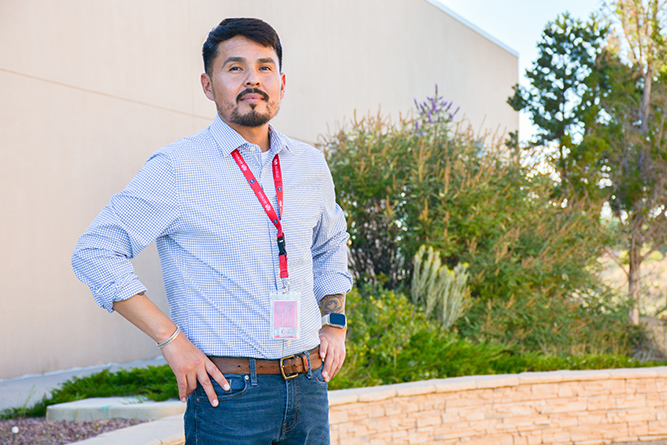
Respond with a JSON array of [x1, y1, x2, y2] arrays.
[[72, 115, 352, 359]]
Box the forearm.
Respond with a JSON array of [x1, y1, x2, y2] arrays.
[[112, 292, 177, 344], [318, 293, 346, 381], [114, 292, 229, 404], [319, 293, 345, 316]]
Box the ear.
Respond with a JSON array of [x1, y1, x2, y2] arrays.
[[201, 73, 215, 101], [279, 73, 286, 101]]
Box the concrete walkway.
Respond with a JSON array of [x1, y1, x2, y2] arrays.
[[0, 356, 167, 412], [72, 414, 184, 445]]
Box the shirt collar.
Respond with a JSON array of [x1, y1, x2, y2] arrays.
[[209, 114, 294, 157]]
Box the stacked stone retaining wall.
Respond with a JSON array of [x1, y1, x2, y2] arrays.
[[328, 367, 667, 444]]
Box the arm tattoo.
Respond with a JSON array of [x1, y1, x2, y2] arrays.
[[320, 293, 345, 316]]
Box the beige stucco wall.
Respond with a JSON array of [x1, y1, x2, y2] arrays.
[[0, 0, 517, 379]]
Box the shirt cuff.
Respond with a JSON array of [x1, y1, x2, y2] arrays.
[[94, 275, 148, 313], [314, 272, 353, 303]]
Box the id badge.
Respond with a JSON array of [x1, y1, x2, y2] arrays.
[[270, 290, 301, 340]]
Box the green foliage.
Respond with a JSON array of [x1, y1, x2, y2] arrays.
[[507, 13, 609, 198], [510, 2, 667, 323], [0, 365, 177, 419], [326, 90, 611, 313], [331, 285, 657, 390], [508, 13, 608, 147], [411, 245, 470, 329], [457, 285, 644, 356]]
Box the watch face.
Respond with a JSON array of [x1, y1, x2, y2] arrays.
[[329, 313, 346, 327]]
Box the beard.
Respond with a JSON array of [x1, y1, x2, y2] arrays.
[[227, 105, 274, 127], [222, 88, 279, 128]]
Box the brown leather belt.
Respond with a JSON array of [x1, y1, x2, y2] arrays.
[[208, 347, 322, 380]]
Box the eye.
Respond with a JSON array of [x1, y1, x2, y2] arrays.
[[228, 66, 242, 72], [259, 65, 273, 72]]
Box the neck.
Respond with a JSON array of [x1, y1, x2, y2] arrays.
[[224, 118, 271, 152]]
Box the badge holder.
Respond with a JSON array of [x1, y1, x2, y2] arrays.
[[270, 287, 301, 340]]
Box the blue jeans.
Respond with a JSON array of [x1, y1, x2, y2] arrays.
[[184, 359, 330, 444]]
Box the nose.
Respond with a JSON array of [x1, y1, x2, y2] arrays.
[[244, 68, 261, 86]]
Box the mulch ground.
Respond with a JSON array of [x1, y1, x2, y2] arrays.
[[0, 417, 147, 444]]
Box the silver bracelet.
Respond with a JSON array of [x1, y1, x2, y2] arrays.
[[157, 326, 181, 349]]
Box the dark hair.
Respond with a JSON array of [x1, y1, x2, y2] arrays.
[[203, 18, 283, 75]]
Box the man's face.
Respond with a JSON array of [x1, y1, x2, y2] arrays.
[[201, 35, 285, 129]]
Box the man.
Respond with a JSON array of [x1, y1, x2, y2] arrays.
[[72, 17, 351, 444]]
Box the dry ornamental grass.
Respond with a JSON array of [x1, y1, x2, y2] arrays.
[[0, 417, 147, 444]]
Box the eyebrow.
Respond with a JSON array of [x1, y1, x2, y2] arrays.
[[222, 56, 277, 66]]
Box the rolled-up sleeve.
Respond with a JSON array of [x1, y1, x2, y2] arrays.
[[311, 159, 353, 302], [72, 153, 180, 312]]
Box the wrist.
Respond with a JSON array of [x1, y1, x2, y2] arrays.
[[320, 324, 347, 337], [156, 325, 180, 347]]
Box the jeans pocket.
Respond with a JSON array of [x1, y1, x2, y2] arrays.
[[195, 374, 250, 403], [312, 367, 329, 388]]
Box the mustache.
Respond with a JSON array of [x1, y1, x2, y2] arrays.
[[236, 88, 270, 102]]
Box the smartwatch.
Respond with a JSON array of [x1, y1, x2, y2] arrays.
[[321, 313, 347, 329]]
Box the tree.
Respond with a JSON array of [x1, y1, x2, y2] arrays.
[[589, 0, 667, 324], [508, 13, 609, 198], [511, 1, 667, 325]]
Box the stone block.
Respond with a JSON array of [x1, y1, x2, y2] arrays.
[[556, 370, 613, 382], [628, 420, 650, 437], [416, 413, 442, 429], [328, 388, 360, 406], [346, 407, 371, 422], [434, 376, 480, 393], [623, 410, 657, 423], [648, 419, 667, 433], [520, 431, 546, 445], [517, 371, 564, 385], [539, 397, 587, 414], [541, 429, 572, 444], [474, 374, 520, 390], [646, 392, 663, 407], [407, 430, 431, 444], [46, 397, 185, 422], [586, 395, 617, 411], [471, 433, 514, 445], [601, 378, 626, 395], [531, 383, 560, 399], [355, 386, 397, 403], [417, 394, 446, 412], [393, 381, 437, 397], [328, 409, 349, 425], [627, 378, 658, 395], [616, 394, 648, 409], [557, 382, 581, 398]]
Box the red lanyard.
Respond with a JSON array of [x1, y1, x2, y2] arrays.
[[231, 148, 288, 279]]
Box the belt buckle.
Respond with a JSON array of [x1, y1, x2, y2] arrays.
[[280, 355, 298, 380]]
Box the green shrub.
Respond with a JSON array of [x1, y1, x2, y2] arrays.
[[331, 285, 660, 390], [411, 244, 470, 329], [325, 91, 639, 356], [326, 93, 609, 302], [1, 365, 177, 419], [457, 287, 644, 356]]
